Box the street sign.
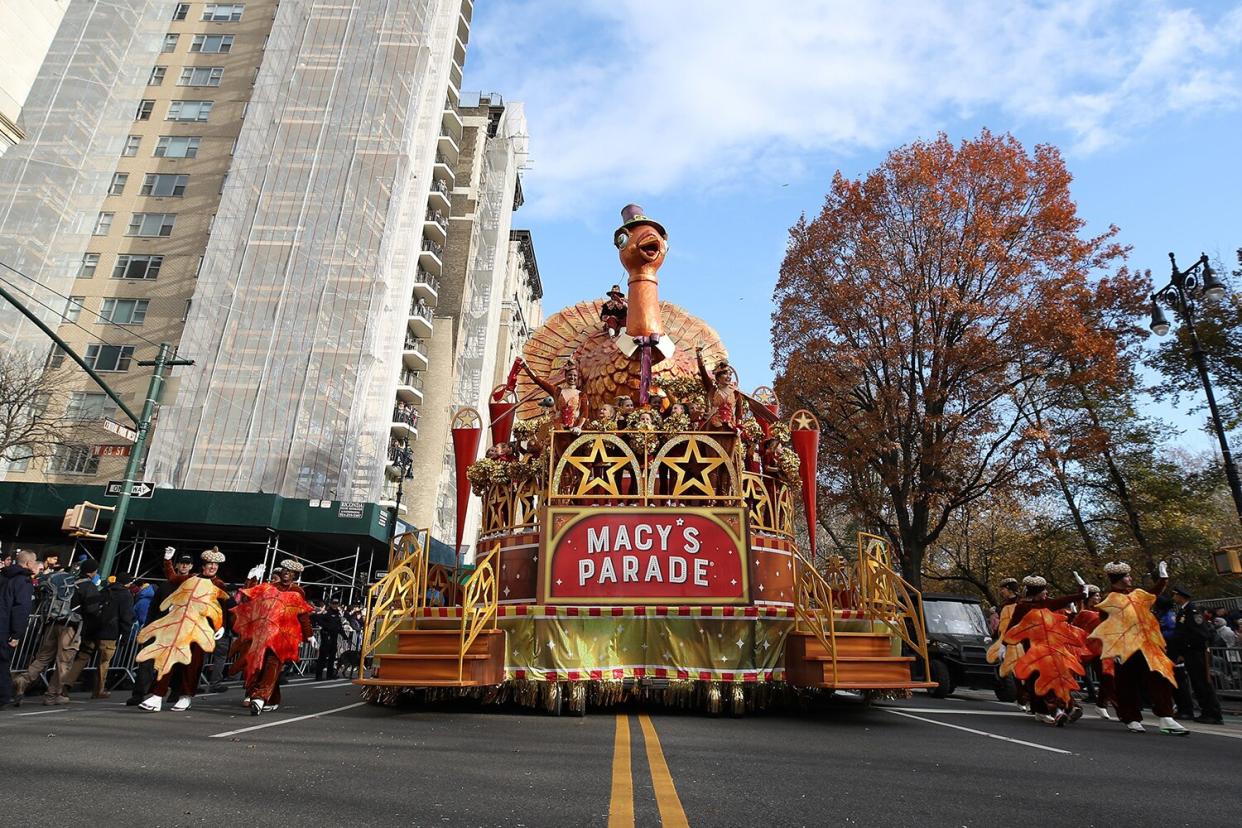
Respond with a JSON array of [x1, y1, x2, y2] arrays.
[[103, 418, 138, 442], [104, 480, 154, 498], [93, 444, 133, 458]]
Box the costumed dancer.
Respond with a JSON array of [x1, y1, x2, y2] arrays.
[[599, 284, 628, 338], [694, 346, 744, 432], [232, 559, 312, 716], [136, 548, 227, 712], [1071, 584, 1115, 720], [1089, 560, 1188, 735], [522, 356, 588, 433], [986, 577, 1029, 712], [1002, 575, 1091, 726]]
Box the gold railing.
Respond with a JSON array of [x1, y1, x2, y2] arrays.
[[360, 530, 431, 675], [856, 532, 930, 679], [457, 542, 500, 680], [480, 475, 541, 538], [793, 551, 840, 686]]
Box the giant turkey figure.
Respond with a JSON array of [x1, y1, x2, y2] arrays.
[[516, 204, 729, 419]]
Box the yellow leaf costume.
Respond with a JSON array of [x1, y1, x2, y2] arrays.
[[136, 577, 227, 680], [1088, 589, 1177, 687], [986, 603, 1023, 678]]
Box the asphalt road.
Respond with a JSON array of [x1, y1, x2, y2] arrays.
[[2, 680, 1240, 827]]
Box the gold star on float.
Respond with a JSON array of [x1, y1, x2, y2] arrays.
[[563, 435, 634, 496], [662, 438, 728, 497], [792, 411, 816, 431]]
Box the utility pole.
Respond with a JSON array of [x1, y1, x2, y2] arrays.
[[99, 343, 193, 579]]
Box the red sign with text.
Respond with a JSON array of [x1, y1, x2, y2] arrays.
[[542, 508, 749, 604]]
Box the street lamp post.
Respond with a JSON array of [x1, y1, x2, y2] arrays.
[[1149, 251, 1242, 530], [389, 437, 414, 540]]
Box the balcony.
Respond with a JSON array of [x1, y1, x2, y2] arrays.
[[428, 175, 451, 212], [448, 62, 463, 98], [397, 368, 424, 404], [409, 299, 433, 337], [437, 130, 459, 166], [378, 479, 408, 511], [453, 35, 466, 67], [419, 238, 444, 274], [442, 104, 463, 141], [391, 404, 419, 440], [413, 267, 439, 303], [402, 334, 428, 370], [457, 7, 470, 43], [424, 208, 448, 244], [433, 152, 455, 186]]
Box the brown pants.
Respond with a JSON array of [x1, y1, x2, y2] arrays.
[[150, 644, 207, 698], [1085, 657, 1116, 709], [19, 622, 80, 698], [1113, 652, 1175, 724], [247, 652, 284, 705], [65, 639, 119, 694]]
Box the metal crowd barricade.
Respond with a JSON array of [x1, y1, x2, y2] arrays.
[[1210, 646, 1242, 697]]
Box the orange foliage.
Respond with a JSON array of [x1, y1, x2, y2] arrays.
[[1089, 589, 1177, 686], [230, 583, 312, 682], [136, 577, 226, 680], [1003, 608, 1092, 704]]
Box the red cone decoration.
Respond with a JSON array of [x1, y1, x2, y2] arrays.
[[789, 409, 820, 560], [450, 407, 483, 559]]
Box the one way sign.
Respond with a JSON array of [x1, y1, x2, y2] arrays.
[[104, 480, 154, 499]]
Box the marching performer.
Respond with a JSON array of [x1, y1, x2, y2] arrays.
[[986, 577, 1028, 712], [1089, 560, 1188, 735], [1002, 575, 1091, 726], [232, 559, 312, 716], [1071, 584, 1114, 720]]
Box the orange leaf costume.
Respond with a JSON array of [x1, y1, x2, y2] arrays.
[[136, 577, 227, 680], [230, 582, 313, 683], [986, 603, 1023, 678], [1002, 608, 1092, 705], [1088, 589, 1177, 687]]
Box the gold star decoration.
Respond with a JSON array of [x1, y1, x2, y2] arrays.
[[791, 410, 817, 431], [660, 436, 729, 498], [559, 434, 638, 497]]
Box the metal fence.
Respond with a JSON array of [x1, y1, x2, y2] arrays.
[[9, 614, 329, 691], [1211, 646, 1242, 698]]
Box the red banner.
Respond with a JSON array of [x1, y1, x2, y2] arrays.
[[789, 410, 820, 560], [542, 508, 748, 604], [450, 408, 482, 558]]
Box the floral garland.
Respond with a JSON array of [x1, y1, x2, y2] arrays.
[[662, 412, 690, 435], [624, 409, 663, 455]]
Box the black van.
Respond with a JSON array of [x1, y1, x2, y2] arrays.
[[914, 593, 1012, 700]]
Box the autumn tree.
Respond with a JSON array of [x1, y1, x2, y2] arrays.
[[0, 350, 71, 468], [771, 131, 1130, 590]]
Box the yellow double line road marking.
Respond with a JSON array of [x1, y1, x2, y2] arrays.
[[609, 714, 689, 828]]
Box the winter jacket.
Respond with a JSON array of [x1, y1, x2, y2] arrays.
[[74, 578, 105, 637], [132, 584, 155, 627], [0, 563, 35, 642], [90, 583, 136, 641]]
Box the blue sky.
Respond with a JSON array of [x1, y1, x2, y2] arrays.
[[465, 0, 1242, 453]]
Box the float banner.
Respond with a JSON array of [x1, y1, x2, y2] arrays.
[[541, 507, 749, 605]]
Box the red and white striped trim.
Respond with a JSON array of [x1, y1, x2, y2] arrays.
[[413, 605, 869, 620], [508, 666, 788, 683]]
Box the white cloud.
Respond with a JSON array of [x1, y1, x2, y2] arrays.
[[467, 0, 1242, 214]]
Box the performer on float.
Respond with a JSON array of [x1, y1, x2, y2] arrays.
[[1089, 560, 1188, 735], [1002, 575, 1091, 726], [232, 559, 312, 716], [599, 284, 628, 339], [136, 548, 228, 712], [1071, 584, 1114, 720], [694, 346, 744, 431], [522, 356, 588, 433]]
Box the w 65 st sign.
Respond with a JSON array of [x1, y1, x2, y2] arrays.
[[540, 507, 749, 604]]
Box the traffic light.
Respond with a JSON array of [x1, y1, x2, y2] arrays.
[[61, 501, 113, 539], [1213, 545, 1242, 577]]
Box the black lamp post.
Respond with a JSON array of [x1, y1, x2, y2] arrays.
[[1149, 251, 1242, 529], [389, 437, 414, 540]]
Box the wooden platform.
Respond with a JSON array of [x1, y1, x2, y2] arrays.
[[783, 631, 935, 690], [359, 628, 505, 687]]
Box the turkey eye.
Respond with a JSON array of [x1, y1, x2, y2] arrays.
[[614, 232, 628, 249]]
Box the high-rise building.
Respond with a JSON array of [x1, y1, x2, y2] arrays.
[[0, 0, 538, 591], [0, 0, 71, 155]]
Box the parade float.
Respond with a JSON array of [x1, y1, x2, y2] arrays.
[[355, 205, 933, 714]]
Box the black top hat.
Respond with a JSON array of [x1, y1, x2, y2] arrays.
[[607, 284, 624, 298], [1172, 586, 1193, 599], [615, 203, 667, 240]]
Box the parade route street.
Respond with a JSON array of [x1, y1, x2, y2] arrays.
[[2, 680, 1240, 827]]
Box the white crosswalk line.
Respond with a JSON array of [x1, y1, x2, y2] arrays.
[[884, 709, 1074, 754], [208, 701, 366, 738]]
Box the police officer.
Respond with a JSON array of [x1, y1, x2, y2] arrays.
[[1170, 587, 1223, 725]]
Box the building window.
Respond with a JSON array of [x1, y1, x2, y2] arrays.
[[93, 212, 114, 235], [126, 213, 176, 237], [135, 99, 155, 120], [122, 135, 141, 156], [229, 136, 237, 155], [218, 173, 227, 194], [49, 444, 100, 475], [6, 446, 33, 473], [182, 298, 192, 320], [62, 296, 85, 324], [149, 66, 167, 85], [173, 3, 190, 21], [178, 66, 224, 87], [65, 391, 118, 421], [112, 254, 164, 280], [162, 33, 179, 52], [202, 3, 244, 21], [195, 255, 204, 276], [78, 253, 100, 278], [46, 345, 66, 369], [84, 344, 136, 372], [190, 33, 234, 53], [141, 173, 189, 197], [167, 99, 212, 121], [154, 135, 201, 158], [108, 173, 129, 196], [100, 298, 150, 325]]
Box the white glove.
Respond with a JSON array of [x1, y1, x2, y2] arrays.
[[1157, 560, 1169, 578], [1081, 584, 1091, 600], [214, 626, 225, 640], [164, 546, 176, 560], [246, 564, 265, 581]]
